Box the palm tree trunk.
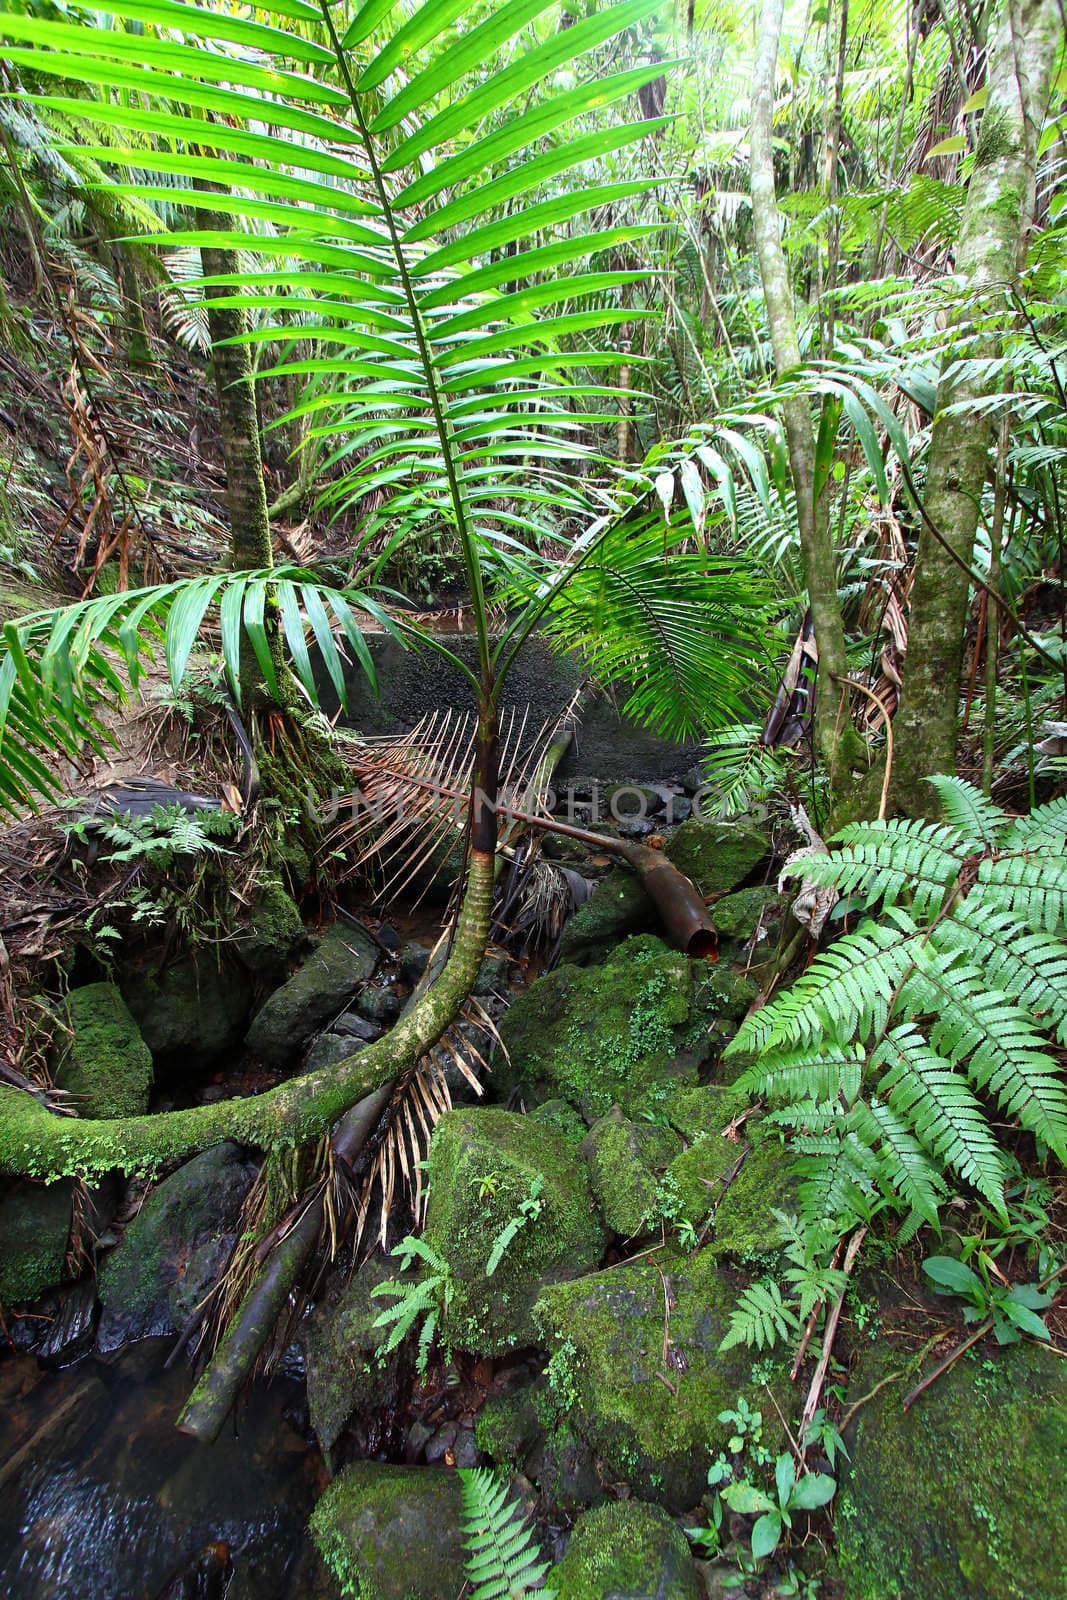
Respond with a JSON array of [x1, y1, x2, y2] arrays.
[[890, 0, 1060, 814]]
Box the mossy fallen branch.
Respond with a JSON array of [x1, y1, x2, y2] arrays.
[[0, 851, 495, 1182]]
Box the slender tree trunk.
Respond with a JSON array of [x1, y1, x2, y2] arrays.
[[889, 0, 1061, 814], [750, 0, 858, 786]]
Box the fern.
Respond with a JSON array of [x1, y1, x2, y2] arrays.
[[720, 1277, 802, 1351], [458, 1469, 554, 1600], [729, 779, 1067, 1239]]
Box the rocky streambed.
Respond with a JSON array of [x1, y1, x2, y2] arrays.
[[2, 805, 1066, 1600]]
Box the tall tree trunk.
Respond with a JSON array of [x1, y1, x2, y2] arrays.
[[890, 0, 1060, 814], [750, 0, 858, 786]]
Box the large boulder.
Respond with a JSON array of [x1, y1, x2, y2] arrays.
[[301, 1255, 404, 1457], [581, 1108, 681, 1238], [423, 1107, 604, 1354], [123, 956, 252, 1074], [497, 936, 701, 1119], [245, 924, 379, 1066], [58, 982, 153, 1117], [96, 1142, 257, 1351], [837, 1340, 1067, 1600], [558, 867, 657, 966], [0, 1179, 72, 1307], [534, 1249, 789, 1509], [663, 816, 768, 899], [550, 1500, 701, 1600], [309, 1464, 466, 1600], [235, 877, 309, 983], [660, 1087, 796, 1256]]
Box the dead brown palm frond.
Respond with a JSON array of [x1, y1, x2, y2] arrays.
[[326, 691, 582, 907], [857, 481, 912, 731], [491, 840, 593, 955]]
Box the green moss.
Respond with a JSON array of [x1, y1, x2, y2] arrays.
[[58, 983, 153, 1118], [534, 1249, 790, 1508], [664, 818, 767, 898], [665, 1110, 795, 1257], [122, 956, 251, 1071], [549, 1500, 700, 1600], [710, 884, 783, 943], [424, 1107, 604, 1354], [474, 1379, 545, 1468], [0, 1179, 72, 1305], [974, 106, 1014, 167], [497, 936, 701, 1119], [557, 867, 655, 966], [580, 1107, 681, 1237], [303, 1255, 402, 1455], [838, 1342, 1067, 1600], [530, 1099, 588, 1148], [309, 1463, 466, 1600], [237, 877, 309, 982]]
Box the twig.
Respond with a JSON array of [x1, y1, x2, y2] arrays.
[[800, 1225, 867, 1445], [837, 1371, 901, 1433], [791, 1237, 845, 1382]]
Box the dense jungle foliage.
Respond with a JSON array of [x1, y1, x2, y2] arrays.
[[0, 0, 1065, 1597]]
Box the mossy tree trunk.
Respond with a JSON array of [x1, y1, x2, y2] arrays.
[[749, 0, 863, 797], [889, 0, 1061, 815]]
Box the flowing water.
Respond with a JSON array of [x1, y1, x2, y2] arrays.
[[0, 1340, 326, 1599]]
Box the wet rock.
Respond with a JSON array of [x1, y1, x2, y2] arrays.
[[423, 1107, 604, 1355], [473, 952, 510, 996], [0, 1179, 72, 1307], [246, 924, 379, 1066], [581, 1107, 681, 1238], [526, 1419, 604, 1510], [301, 1255, 403, 1456], [424, 1421, 457, 1464], [451, 1426, 484, 1468], [837, 1340, 1067, 1600], [557, 868, 656, 966], [663, 816, 768, 898], [309, 1462, 466, 1600], [497, 936, 702, 1119], [304, 1032, 368, 1074], [96, 1143, 257, 1353], [58, 983, 153, 1117], [662, 1093, 795, 1257], [710, 883, 784, 945], [605, 783, 666, 820], [376, 923, 401, 953], [549, 1500, 701, 1600], [664, 793, 692, 824], [534, 1249, 791, 1509], [235, 878, 309, 984], [334, 1010, 382, 1043], [405, 1420, 435, 1462], [356, 982, 402, 1024], [38, 1277, 98, 1366], [123, 957, 252, 1075], [475, 1377, 548, 1471], [399, 941, 432, 986]]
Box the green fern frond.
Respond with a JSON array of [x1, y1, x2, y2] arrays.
[[932, 904, 1067, 1047], [924, 775, 1008, 851], [1000, 796, 1067, 851], [802, 817, 966, 919], [458, 1468, 554, 1600], [718, 1278, 801, 1352], [976, 853, 1067, 931]]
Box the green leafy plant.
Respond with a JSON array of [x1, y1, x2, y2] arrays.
[[922, 1253, 1055, 1346], [458, 1467, 554, 1600], [730, 778, 1067, 1241], [370, 1233, 456, 1376], [486, 1174, 545, 1277], [720, 1452, 836, 1564], [719, 1212, 847, 1353]]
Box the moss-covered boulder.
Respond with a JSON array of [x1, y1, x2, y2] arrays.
[[664, 818, 767, 898], [301, 1256, 403, 1457], [659, 1090, 795, 1257], [0, 1179, 72, 1306], [246, 924, 379, 1067], [58, 982, 153, 1117], [474, 1377, 548, 1469], [309, 1463, 466, 1600], [534, 1249, 789, 1509], [581, 1108, 681, 1237], [557, 868, 656, 966], [710, 884, 784, 944], [123, 957, 251, 1074], [236, 878, 309, 983], [837, 1341, 1067, 1600], [423, 1108, 604, 1354], [549, 1500, 701, 1600], [96, 1142, 257, 1351], [497, 936, 703, 1119]]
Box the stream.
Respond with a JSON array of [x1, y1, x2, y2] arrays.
[[0, 1339, 325, 1599]]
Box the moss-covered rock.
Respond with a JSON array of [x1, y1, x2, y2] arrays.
[[581, 1108, 681, 1237], [58, 982, 153, 1117], [246, 924, 379, 1067], [557, 868, 656, 966], [530, 1099, 588, 1148], [423, 1108, 604, 1355], [664, 818, 767, 898], [0, 1179, 72, 1306], [309, 1463, 466, 1600], [534, 1249, 789, 1509], [474, 1378, 547, 1469], [497, 936, 703, 1119], [659, 1091, 795, 1258], [549, 1500, 701, 1600], [302, 1256, 403, 1457], [710, 884, 783, 943], [123, 957, 251, 1074], [236, 878, 309, 983], [96, 1142, 257, 1351], [837, 1341, 1067, 1600]]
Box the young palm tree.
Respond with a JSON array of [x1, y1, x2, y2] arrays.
[[0, 0, 772, 1180]]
